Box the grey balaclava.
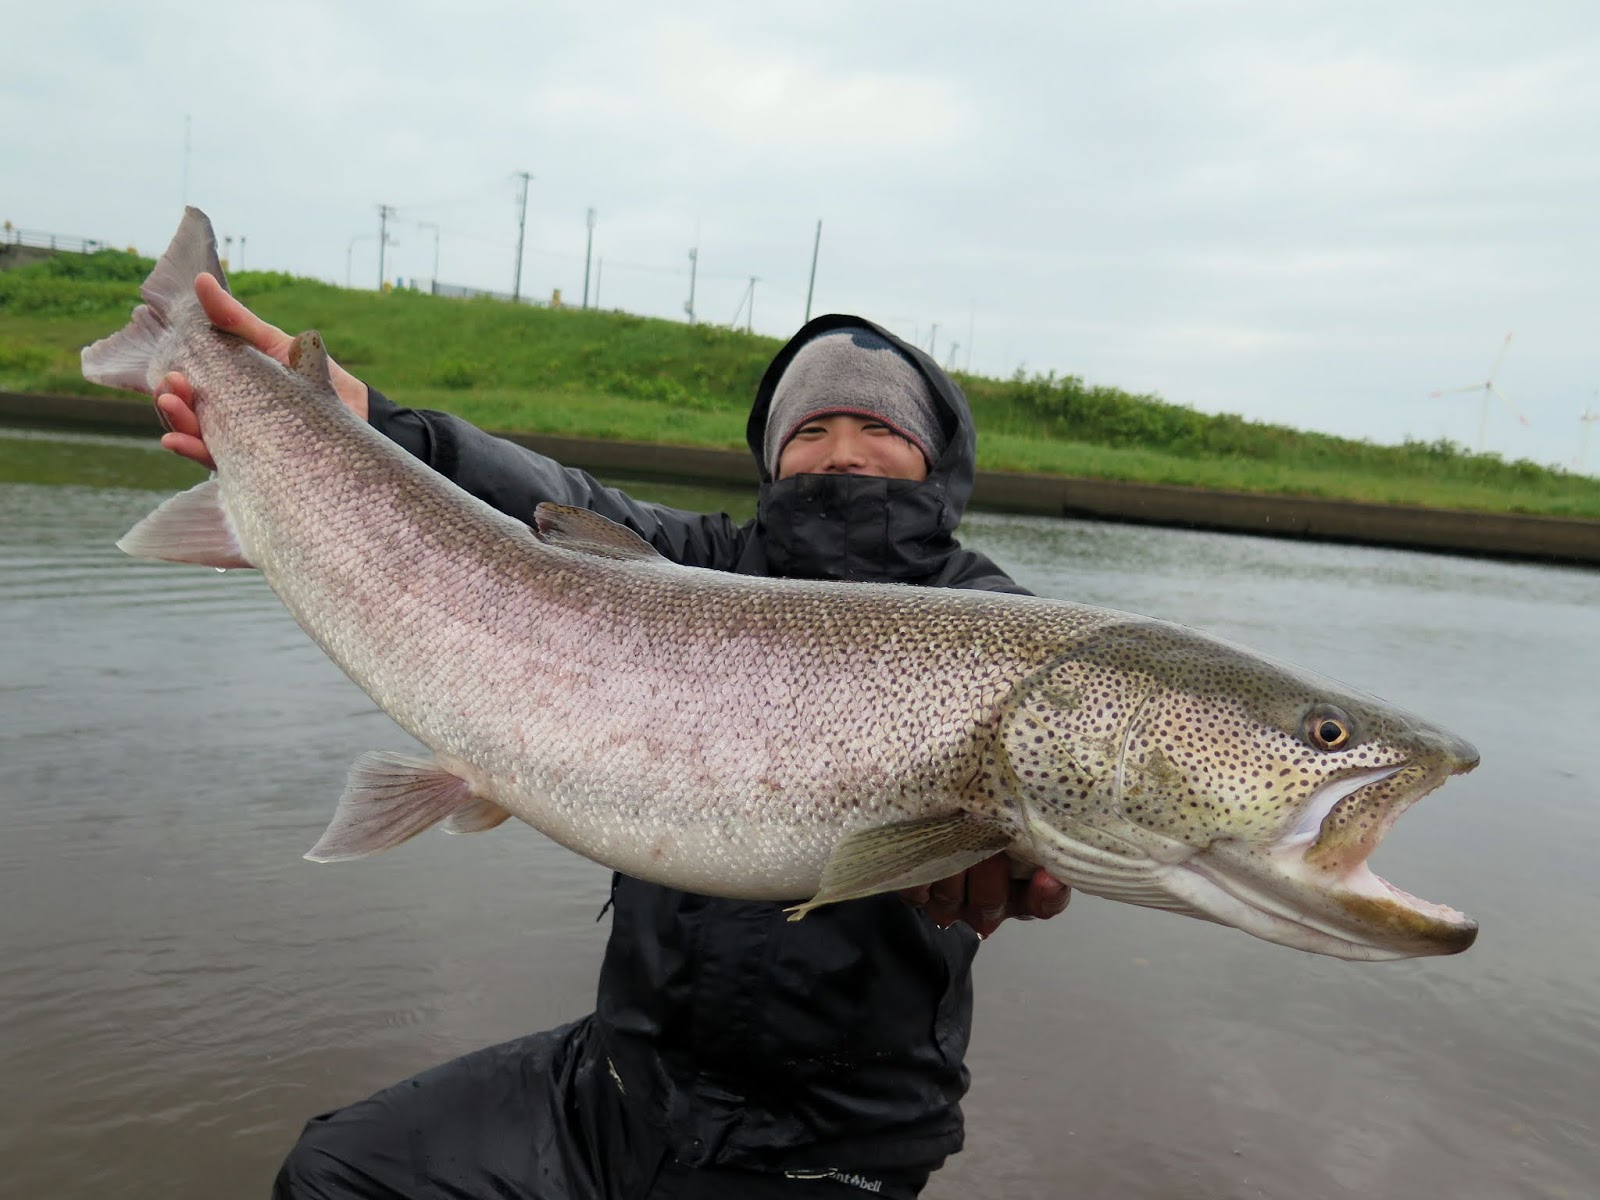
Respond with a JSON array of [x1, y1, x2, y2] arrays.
[[762, 327, 948, 476]]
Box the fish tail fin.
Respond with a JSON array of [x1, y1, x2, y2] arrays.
[[80, 303, 169, 392], [305, 752, 508, 862], [81, 207, 226, 393], [142, 206, 228, 312]]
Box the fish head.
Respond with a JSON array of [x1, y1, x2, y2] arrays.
[[995, 617, 1479, 960]]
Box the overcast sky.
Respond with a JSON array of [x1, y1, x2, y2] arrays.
[[7, 1, 1598, 471]]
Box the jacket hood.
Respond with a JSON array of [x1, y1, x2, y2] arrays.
[[746, 314, 979, 519]]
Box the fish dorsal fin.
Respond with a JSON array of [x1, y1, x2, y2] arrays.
[[286, 330, 334, 390], [534, 503, 665, 562]]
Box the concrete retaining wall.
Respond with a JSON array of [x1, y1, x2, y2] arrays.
[[4, 390, 1595, 566]]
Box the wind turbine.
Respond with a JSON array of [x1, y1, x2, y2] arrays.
[[1429, 332, 1531, 453], [1578, 394, 1599, 473]]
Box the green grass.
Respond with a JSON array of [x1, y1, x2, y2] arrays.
[[5, 248, 1599, 520]]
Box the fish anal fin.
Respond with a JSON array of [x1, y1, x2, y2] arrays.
[[116, 479, 254, 569], [306, 752, 485, 862], [785, 813, 1013, 920], [533, 503, 664, 562]]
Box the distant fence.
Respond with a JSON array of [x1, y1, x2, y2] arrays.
[[1, 226, 109, 255], [422, 279, 550, 307]]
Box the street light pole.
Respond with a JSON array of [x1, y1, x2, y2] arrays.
[[376, 204, 396, 289], [346, 234, 374, 288], [684, 247, 698, 324], [804, 219, 822, 323], [512, 171, 532, 302], [582, 208, 596, 309], [417, 222, 440, 291]]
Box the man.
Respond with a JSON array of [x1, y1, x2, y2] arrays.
[[155, 279, 1070, 1198]]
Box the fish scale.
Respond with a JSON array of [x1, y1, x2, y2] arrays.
[[82, 207, 1482, 961]]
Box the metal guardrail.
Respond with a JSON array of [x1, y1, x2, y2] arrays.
[[428, 279, 546, 306], [1, 227, 109, 255]]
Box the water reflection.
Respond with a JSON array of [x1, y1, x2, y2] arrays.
[[1, 428, 1596, 1199]]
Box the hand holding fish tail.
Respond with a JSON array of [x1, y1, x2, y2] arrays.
[[154, 272, 369, 469], [903, 854, 1071, 939]]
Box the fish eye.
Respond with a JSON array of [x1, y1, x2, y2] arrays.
[[1305, 705, 1354, 751]]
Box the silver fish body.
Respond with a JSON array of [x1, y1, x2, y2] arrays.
[[85, 209, 1480, 961]]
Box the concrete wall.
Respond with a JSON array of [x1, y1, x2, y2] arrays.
[[0, 244, 58, 272], [4, 390, 1595, 566]]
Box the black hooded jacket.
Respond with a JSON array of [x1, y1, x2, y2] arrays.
[[364, 314, 1028, 1174]]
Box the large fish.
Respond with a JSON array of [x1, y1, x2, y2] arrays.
[[84, 209, 1479, 962]]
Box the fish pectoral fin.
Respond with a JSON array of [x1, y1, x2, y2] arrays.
[[305, 752, 488, 862], [533, 504, 666, 562], [785, 813, 1013, 920], [116, 479, 254, 569]]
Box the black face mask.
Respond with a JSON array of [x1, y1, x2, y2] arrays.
[[756, 473, 955, 584]]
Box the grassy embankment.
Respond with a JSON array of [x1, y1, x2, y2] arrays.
[[4, 248, 1598, 519]]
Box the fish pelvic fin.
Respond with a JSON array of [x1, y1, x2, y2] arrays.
[[116, 478, 254, 569], [785, 813, 1012, 921], [534, 504, 666, 562], [306, 752, 505, 862], [80, 207, 226, 393]]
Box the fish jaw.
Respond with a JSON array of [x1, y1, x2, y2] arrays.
[[1050, 756, 1479, 961], [1183, 751, 1480, 959]]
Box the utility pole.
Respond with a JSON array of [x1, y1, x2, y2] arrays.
[[377, 204, 396, 289], [512, 171, 532, 302], [747, 276, 758, 333], [684, 247, 698, 324], [582, 208, 596, 309], [928, 323, 939, 360], [804, 219, 822, 323], [223, 234, 233, 269]]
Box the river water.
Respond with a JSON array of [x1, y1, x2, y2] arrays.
[[1, 426, 1595, 1198]]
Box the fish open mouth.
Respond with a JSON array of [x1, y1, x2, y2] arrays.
[[1169, 762, 1479, 961]]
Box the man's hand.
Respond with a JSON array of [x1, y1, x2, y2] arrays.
[[901, 854, 1071, 939], [155, 272, 369, 470]]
